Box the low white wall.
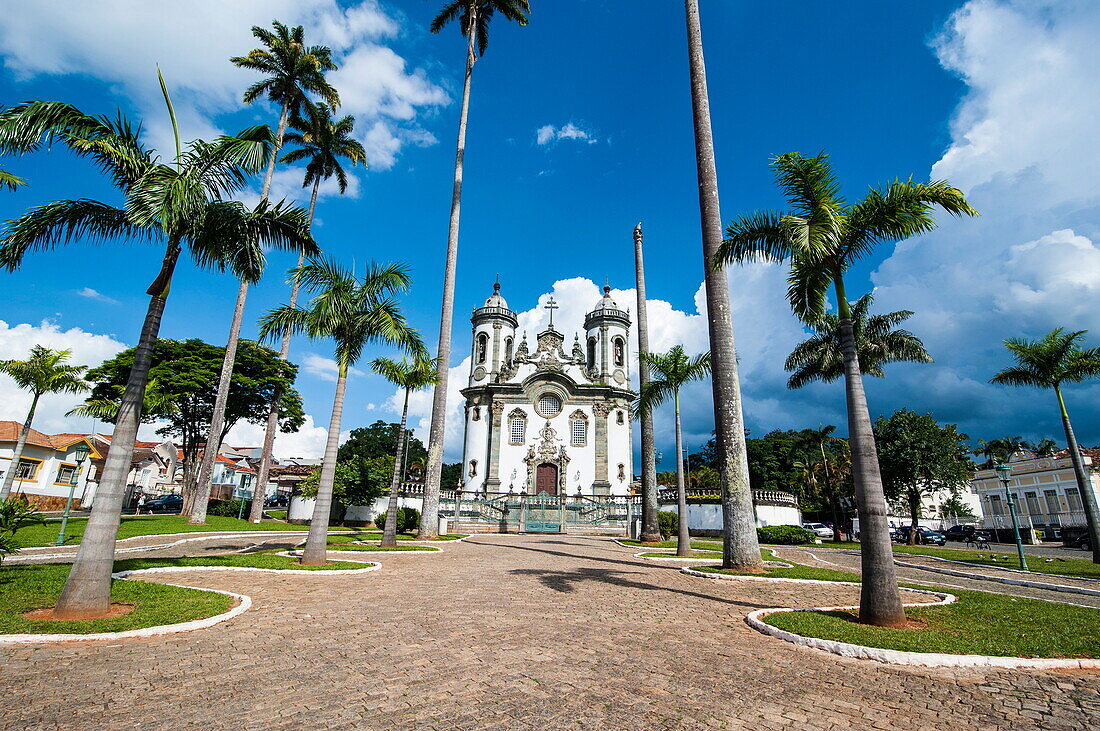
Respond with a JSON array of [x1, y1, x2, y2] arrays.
[[287, 494, 425, 525], [658, 501, 801, 531]]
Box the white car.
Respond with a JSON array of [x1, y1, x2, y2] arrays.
[[803, 522, 834, 538]]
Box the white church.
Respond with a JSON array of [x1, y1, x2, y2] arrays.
[[460, 282, 635, 498]]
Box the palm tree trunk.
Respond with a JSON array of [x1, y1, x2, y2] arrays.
[[633, 224, 662, 543], [53, 241, 181, 618], [249, 178, 318, 523], [834, 274, 906, 627], [684, 0, 762, 572], [675, 391, 690, 557], [0, 392, 40, 500], [188, 276, 250, 524], [381, 388, 411, 548], [300, 358, 348, 565], [1055, 385, 1100, 563], [420, 11, 478, 540]]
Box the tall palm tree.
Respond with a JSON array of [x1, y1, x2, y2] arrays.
[[371, 354, 438, 547], [258, 259, 421, 564], [636, 346, 712, 557], [0, 78, 317, 618], [796, 426, 851, 542], [192, 25, 341, 524], [973, 435, 1030, 467], [717, 151, 977, 627], [632, 223, 662, 543], [0, 346, 89, 500], [66, 377, 180, 422], [992, 328, 1100, 563], [785, 293, 933, 389], [248, 103, 367, 523], [682, 0, 762, 572], [419, 0, 531, 539], [1031, 438, 1059, 458]]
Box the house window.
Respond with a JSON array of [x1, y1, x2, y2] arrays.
[[988, 494, 1004, 515], [476, 332, 489, 364], [613, 337, 625, 367], [571, 419, 587, 446], [14, 459, 39, 481], [536, 393, 562, 417], [55, 464, 77, 484], [1066, 488, 1084, 512], [1044, 489, 1060, 516], [510, 417, 526, 444], [1024, 491, 1041, 517]]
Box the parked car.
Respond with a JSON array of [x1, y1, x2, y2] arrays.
[[802, 522, 834, 538], [943, 524, 979, 542], [896, 526, 947, 546], [1061, 526, 1093, 552], [265, 494, 289, 508], [141, 494, 183, 514]]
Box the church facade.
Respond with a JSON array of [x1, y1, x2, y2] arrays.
[[460, 283, 635, 498]]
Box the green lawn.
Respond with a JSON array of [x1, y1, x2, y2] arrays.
[[266, 510, 287, 520], [114, 552, 371, 572], [326, 531, 466, 543], [619, 538, 725, 552], [639, 550, 722, 559], [694, 561, 862, 584], [767, 592, 1100, 658], [14, 514, 355, 548], [889, 545, 1100, 580]]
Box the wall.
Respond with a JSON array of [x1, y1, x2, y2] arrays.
[[657, 501, 802, 534]]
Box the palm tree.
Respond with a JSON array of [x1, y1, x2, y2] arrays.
[[0, 78, 317, 618], [192, 25, 341, 524], [632, 223, 662, 543], [371, 354, 438, 547], [682, 0, 762, 572], [248, 102, 367, 523], [66, 377, 180, 422], [635, 346, 711, 557], [717, 151, 977, 627], [419, 0, 531, 539], [1031, 438, 1059, 458], [973, 435, 1030, 467], [991, 328, 1100, 563], [785, 293, 933, 389], [0, 166, 25, 191], [0, 346, 89, 500], [796, 426, 852, 542], [258, 259, 421, 564]]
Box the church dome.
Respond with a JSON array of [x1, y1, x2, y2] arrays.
[[484, 281, 509, 310], [590, 283, 621, 312], [472, 280, 518, 327], [585, 282, 630, 329]]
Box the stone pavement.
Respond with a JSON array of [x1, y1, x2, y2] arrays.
[[3, 535, 1099, 729]]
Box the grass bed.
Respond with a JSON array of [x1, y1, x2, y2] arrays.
[[114, 552, 370, 572], [15, 514, 356, 548], [639, 550, 722, 559], [0, 563, 233, 635], [695, 561, 862, 584], [327, 531, 466, 543], [766, 592, 1100, 658], [619, 538, 725, 552], [266, 510, 288, 520], [324, 542, 437, 552], [890, 545, 1100, 580]]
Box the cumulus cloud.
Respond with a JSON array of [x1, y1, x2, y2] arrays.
[[536, 122, 598, 146], [0, 0, 448, 171], [224, 414, 347, 460], [75, 287, 119, 305], [300, 352, 365, 383], [870, 0, 1100, 444]]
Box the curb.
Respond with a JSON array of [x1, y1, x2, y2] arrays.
[[902, 553, 1100, 584], [890, 559, 1100, 598]]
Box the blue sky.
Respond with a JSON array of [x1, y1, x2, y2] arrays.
[[1, 0, 1098, 464]]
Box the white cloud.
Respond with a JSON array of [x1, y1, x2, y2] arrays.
[[0, 320, 128, 434], [535, 122, 598, 146], [224, 414, 347, 460], [75, 287, 119, 305], [300, 352, 365, 383], [0, 0, 448, 170]]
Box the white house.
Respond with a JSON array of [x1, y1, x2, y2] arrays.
[[0, 422, 100, 510]]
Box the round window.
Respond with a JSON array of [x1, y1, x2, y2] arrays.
[[536, 393, 562, 417]]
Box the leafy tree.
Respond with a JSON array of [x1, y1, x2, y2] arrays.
[[874, 409, 973, 544], [784, 292, 932, 388], [795, 426, 853, 541], [420, 0, 532, 540], [82, 339, 304, 504], [743, 429, 811, 494], [370, 356, 437, 547], [258, 258, 420, 565], [718, 151, 977, 627], [940, 494, 978, 522], [972, 435, 1031, 468], [251, 99, 366, 523], [992, 328, 1100, 563], [1031, 438, 1059, 458], [298, 455, 393, 524], [636, 345, 712, 556], [338, 420, 427, 466], [683, 0, 761, 572], [0, 79, 316, 619], [440, 462, 463, 489], [66, 377, 180, 422], [0, 346, 89, 500], [688, 464, 720, 492]]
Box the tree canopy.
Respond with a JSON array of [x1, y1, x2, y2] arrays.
[[338, 420, 427, 471]]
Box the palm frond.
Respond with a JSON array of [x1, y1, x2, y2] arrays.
[[0, 199, 149, 271]]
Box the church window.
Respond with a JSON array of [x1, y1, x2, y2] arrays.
[[504, 337, 513, 365], [616, 410, 624, 425], [571, 419, 587, 446], [468, 460, 478, 478], [476, 333, 488, 364], [618, 463, 626, 482], [510, 416, 527, 444], [613, 337, 625, 367], [536, 393, 562, 417], [586, 337, 597, 370], [472, 406, 480, 421]]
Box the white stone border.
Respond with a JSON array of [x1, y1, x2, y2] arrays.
[[633, 551, 722, 563], [890, 558, 1100, 598], [294, 545, 441, 556], [0, 558, 381, 645], [681, 565, 1100, 669]]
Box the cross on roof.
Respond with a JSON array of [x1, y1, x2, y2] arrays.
[[544, 296, 559, 328]]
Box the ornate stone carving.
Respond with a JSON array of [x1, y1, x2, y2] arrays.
[[491, 400, 505, 415], [522, 421, 571, 492], [592, 403, 610, 417], [569, 409, 588, 421]]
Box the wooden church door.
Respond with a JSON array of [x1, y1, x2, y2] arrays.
[[535, 463, 558, 496]]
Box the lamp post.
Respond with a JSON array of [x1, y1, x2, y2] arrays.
[[994, 462, 1029, 570], [56, 443, 91, 546]]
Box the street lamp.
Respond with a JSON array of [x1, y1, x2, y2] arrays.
[[56, 442, 91, 546], [994, 462, 1029, 570]]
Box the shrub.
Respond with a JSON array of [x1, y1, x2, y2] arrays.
[[657, 510, 679, 539], [206, 499, 246, 518], [374, 507, 420, 534], [757, 525, 815, 545], [0, 497, 45, 564]]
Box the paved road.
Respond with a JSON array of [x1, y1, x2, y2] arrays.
[[3, 535, 1099, 729]]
